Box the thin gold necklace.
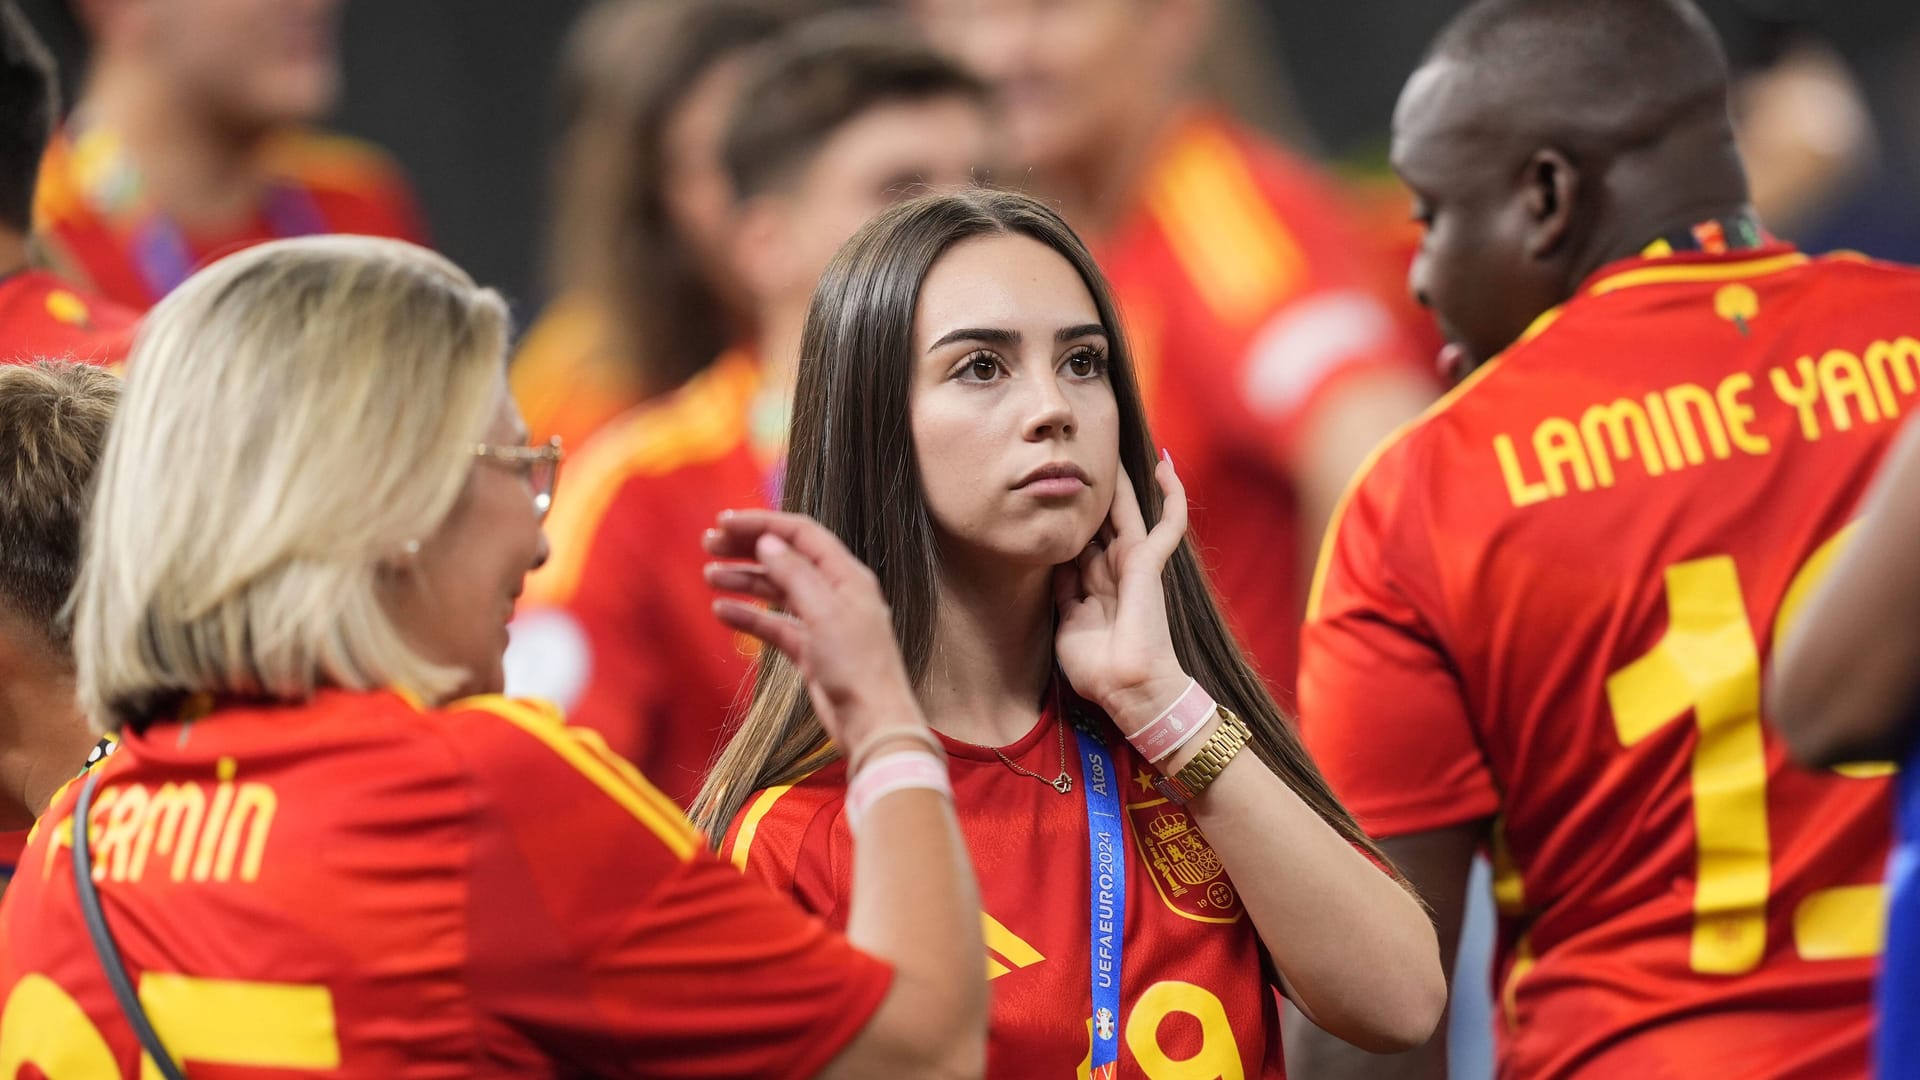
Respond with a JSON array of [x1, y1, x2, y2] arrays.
[[971, 712, 1073, 794]]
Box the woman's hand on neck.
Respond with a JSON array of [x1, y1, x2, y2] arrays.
[[919, 554, 1058, 748]]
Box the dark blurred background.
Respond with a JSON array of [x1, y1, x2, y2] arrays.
[[19, 0, 1920, 325]]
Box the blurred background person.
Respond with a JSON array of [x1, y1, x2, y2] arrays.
[[0, 234, 988, 1077], [507, 13, 993, 806], [31, 0, 425, 311], [11, 1, 1911, 316], [1296, 0, 1916, 1076], [912, 0, 1438, 701], [0, 359, 117, 898], [510, 0, 785, 453], [1716, 0, 1920, 263], [0, 0, 133, 364]]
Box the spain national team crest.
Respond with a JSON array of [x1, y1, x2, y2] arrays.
[[1127, 771, 1246, 923]]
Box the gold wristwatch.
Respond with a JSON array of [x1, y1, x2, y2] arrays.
[[1151, 706, 1251, 805]]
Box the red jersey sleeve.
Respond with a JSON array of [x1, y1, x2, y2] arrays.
[[721, 768, 854, 925], [448, 697, 889, 1079], [1298, 431, 1500, 838]]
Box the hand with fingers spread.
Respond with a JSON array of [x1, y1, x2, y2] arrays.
[[704, 509, 928, 753], [1053, 452, 1193, 733]]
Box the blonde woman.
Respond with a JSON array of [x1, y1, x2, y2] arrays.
[[0, 235, 985, 1078]]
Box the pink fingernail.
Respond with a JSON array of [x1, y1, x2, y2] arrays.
[[759, 533, 789, 556], [1160, 448, 1173, 466]]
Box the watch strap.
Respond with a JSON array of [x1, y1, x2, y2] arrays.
[[1152, 706, 1250, 805]]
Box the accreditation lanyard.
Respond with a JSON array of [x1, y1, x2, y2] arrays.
[[1076, 723, 1126, 1079], [131, 183, 328, 301]]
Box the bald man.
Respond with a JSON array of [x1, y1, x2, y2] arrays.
[[1291, 1, 1920, 1077]]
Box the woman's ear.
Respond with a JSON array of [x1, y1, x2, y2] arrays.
[[378, 538, 422, 576]]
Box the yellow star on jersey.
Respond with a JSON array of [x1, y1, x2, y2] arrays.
[[1134, 769, 1157, 794]]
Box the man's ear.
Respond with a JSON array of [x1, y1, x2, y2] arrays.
[[1523, 147, 1578, 261]]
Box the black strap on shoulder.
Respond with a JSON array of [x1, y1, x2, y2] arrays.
[[72, 767, 188, 1080]]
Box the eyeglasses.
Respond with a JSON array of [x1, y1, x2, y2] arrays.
[[472, 435, 564, 520]]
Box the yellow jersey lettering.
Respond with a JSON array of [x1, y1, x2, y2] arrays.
[[1769, 358, 1823, 441], [129, 782, 206, 883], [74, 763, 277, 887], [1816, 348, 1880, 433], [216, 783, 276, 883], [1579, 398, 1667, 488], [1664, 381, 1731, 464], [1485, 339, 1917, 506], [1716, 371, 1772, 456], [193, 759, 239, 882], [1642, 391, 1686, 471], [1494, 434, 1552, 508], [100, 782, 150, 883], [1864, 337, 1920, 418], [1533, 418, 1594, 498]]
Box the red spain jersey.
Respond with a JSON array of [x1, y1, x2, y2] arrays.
[[509, 348, 777, 806], [1299, 244, 1919, 1078], [1098, 109, 1434, 698], [510, 293, 647, 452], [0, 268, 137, 366], [0, 689, 888, 1077], [0, 830, 21, 883], [727, 698, 1284, 1079], [33, 126, 428, 311]]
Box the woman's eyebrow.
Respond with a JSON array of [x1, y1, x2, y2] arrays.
[[1056, 323, 1106, 343], [927, 327, 1019, 351]]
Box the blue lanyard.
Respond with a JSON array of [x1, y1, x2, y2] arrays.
[[129, 181, 328, 301], [1076, 722, 1125, 1078]]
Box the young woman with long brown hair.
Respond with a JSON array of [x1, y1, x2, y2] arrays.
[[696, 188, 1444, 1077]]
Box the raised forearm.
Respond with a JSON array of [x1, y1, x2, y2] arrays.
[[1769, 419, 1920, 765], [1175, 742, 1445, 1052], [1280, 825, 1479, 1075], [834, 784, 987, 1078], [1284, 1002, 1450, 1079]]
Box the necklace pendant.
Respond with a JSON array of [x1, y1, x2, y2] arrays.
[[1052, 773, 1073, 794]]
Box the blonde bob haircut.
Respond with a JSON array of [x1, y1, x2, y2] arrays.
[[72, 235, 511, 731]]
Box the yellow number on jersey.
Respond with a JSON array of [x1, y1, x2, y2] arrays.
[[1077, 980, 1244, 1080], [0, 971, 340, 1077], [1605, 539, 1888, 975]]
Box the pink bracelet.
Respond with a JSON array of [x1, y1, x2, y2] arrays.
[[1127, 679, 1216, 763], [846, 749, 952, 831]]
